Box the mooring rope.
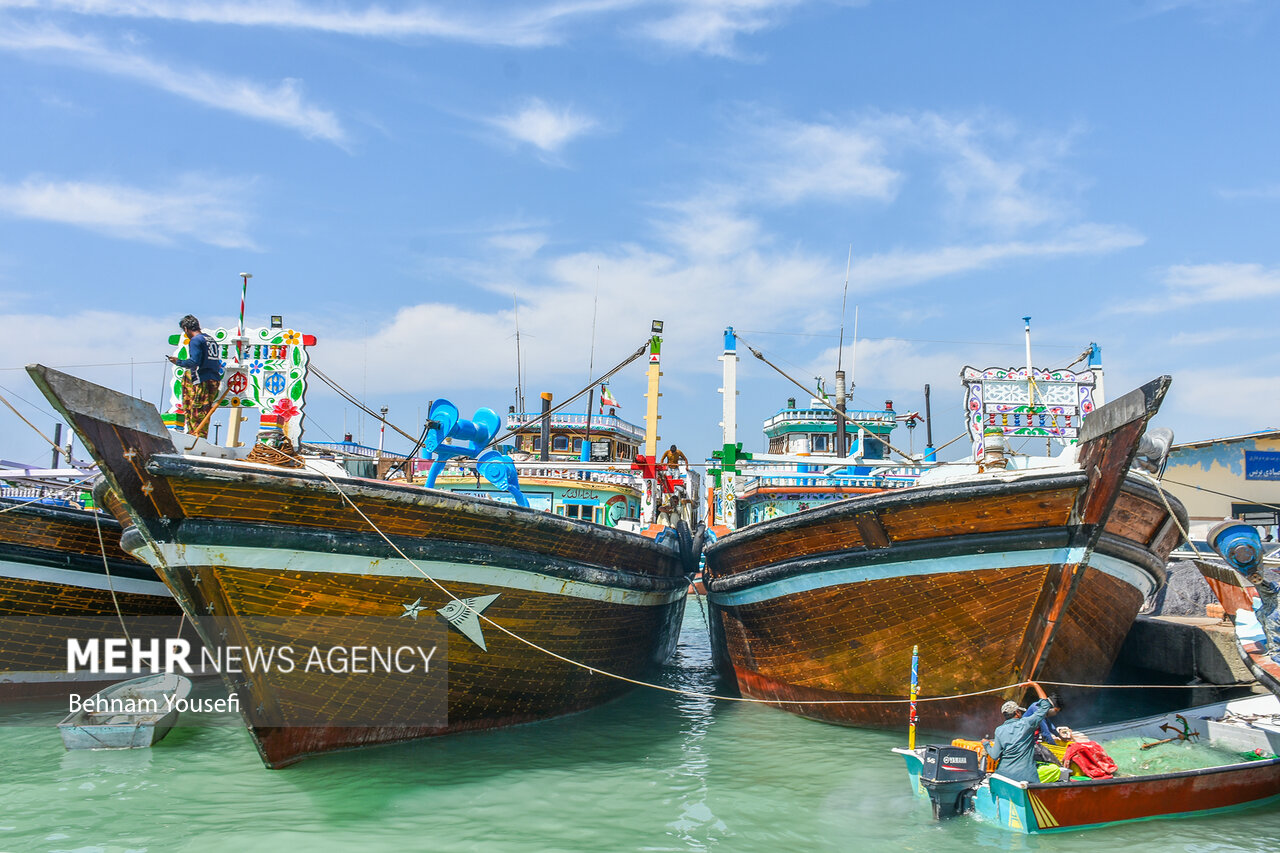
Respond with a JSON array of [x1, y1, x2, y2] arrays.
[[1145, 471, 1205, 561], [308, 464, 1205, 706], [91, 505, 132, 644]]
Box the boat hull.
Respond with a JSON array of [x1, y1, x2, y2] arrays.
[[896, 744, 1280, 833], [1192, 558, 1280, 697], [705, 378, 1185, 731], [0, 497, 191, 699], [28, 364, 688, 767]]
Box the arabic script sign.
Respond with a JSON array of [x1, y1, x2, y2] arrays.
[[1245, 450, 1280, 481]]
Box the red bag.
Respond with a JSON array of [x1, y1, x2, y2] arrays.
[[1062, 740, 1117, 779]]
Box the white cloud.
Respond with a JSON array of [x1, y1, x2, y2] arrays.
[[0, 174, 258, 248], [1136, 262, 1280, 312], [1168, 327, 1269, 347], [755, 118, 901, 204], [489, 98, 599, 153], [0, 1, 825, 55], [846, 224, 1144, 288], [0, 22, 346, 144], [636, 0, 805, 58], [922, 113, 1078, 232], [711, 109, 1085, 235], [487, 231, 548, 257], [1159, 368, 1280, 443], [1218, 184, 1280, 200]]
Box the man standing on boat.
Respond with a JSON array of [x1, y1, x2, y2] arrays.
[[167, 315, 224, 439], [982, 684, 1057, 785], [661, 444, 688, 469]]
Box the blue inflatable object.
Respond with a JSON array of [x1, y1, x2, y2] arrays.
[[1207, 519, 1263, 575], [422, 398, 528, 508]]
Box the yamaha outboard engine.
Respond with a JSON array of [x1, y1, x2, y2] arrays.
[[919, 745, 985, 819], [1207, 519, 1264, 575]]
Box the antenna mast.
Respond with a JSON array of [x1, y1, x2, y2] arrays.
[[835, 245, 852, 456], [583, 269, 600, 458], [513, 292, 525, 414]]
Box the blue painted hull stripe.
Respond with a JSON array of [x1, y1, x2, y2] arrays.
[[703, 545, 1167, 606]]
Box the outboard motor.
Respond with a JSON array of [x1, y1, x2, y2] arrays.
[[1207, 519, 1264, 575], [919, 745, 986, 819]]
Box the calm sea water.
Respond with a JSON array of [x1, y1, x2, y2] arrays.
[[2, 603, 1277, 853]]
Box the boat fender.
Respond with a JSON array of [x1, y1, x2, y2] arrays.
[[675, 520, 699, 578]]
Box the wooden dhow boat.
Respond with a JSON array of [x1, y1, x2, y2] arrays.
[[28, 364, 689, 768], [0, 487, 192, 699], [703, 374, 1187, 732]]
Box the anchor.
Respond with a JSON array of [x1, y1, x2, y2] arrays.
[[1139, 714, 1200, 750]]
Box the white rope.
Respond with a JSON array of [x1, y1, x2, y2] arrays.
[[1147, 472, 1205, 560], [92, 504, 132, 643], [308, 465, 1192, 705]]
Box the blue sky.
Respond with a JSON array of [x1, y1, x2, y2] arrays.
[[1, 0, 1277, 467]]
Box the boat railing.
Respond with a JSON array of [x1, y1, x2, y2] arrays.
[[762, 408, 897, 429], [425, 459, 639, 488], [505, 412, 645, 442]]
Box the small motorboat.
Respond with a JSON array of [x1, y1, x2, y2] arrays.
[[58, 672, 192, 750], [894, 693, 1280, 833]]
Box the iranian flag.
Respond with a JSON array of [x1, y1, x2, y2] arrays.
[[599, 384, 620, 412]]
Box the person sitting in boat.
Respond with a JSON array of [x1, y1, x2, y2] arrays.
[[982, 685, 1058, 784], [1026, 693, 1063, 746]]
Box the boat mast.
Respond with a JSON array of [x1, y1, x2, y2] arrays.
[[643, 321, 663, 459], [1024, 316, 1049, 455], [716, 326, 746, 530], [226, 273, 252, 448], [584, 271, 599, 459], [835, 246, 851, 458], [513, 292, 525, 415]]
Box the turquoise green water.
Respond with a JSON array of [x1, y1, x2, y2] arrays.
[[3, 605, 1278, 852]]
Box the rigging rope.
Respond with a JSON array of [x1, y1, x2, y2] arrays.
[[92, 506, 133, 644], [0, 388, 71, 463], [307, 463, 1205, 706], [738, 338, 930, 467], [490, 341, 649, 446]]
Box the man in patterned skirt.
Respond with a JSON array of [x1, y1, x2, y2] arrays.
[[167, 314, 224, 438]]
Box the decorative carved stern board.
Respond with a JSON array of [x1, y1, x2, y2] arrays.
[[961, 365, 1097, 456], [165, 327, 317, 443]]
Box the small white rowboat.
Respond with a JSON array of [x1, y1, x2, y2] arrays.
[[58, 672, 193, 750]]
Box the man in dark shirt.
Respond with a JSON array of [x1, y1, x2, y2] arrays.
[[167, 314, 224, 439], [983, 696, 1056, 784]]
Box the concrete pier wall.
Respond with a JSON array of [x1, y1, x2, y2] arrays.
[[1118, 615, 1254, 685]]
